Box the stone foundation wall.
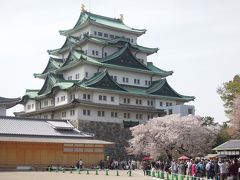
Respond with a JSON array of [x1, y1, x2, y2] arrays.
[[78, 120, 132, 160]]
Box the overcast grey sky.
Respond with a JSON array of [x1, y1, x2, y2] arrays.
[[0, 0, 240, 123]]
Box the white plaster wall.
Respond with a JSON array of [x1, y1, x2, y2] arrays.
[[79, 106, 121, 123], [119, 95, 155, 107], [66, 107, 78, 119], [24, 99, 37, 112], [63, 64, 98, 80], [40, 112, 52, 119], [85, 42, 145, 60], [71, 26, 91, 38], [53, 111, 61, 119], [84, 64, 98, 79], [78, 106, 147, 123], [142, 98, 155, 107], [92, 92, 119, 105], [40, 98, 54, 109], [165, 104, 195, 116], [135, 52, 147, 65], [55, 91, 68, 106], [53, 107, 79, 120], [107, 69, 152, 87], [89, 25, 138, 44], [68, 90, 77, 100], [63, 65, 85, 80], [78, 90, 93, 101], [154, 99, 177, 109], [85, 42, 103, 58], [119, 96, 134, 105], [103, 46, 119, 57], [0, 107, 6, 116]]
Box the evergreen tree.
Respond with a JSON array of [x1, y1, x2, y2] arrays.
[[201, 116, 218, 126], [215, 121, 230, 146], [217, 75, 240, 115]]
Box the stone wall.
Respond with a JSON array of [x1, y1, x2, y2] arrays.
[[78, 120, 132, 160]]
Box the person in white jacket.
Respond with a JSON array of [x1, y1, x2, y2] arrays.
[[218, 160, 227, 180]]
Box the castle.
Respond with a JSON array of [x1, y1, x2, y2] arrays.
[[17, 6, 195, 128]]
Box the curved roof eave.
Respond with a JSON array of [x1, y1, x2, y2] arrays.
[[34, 73, 47, 79], [147, 79, 195, 101], [79, 86, 194, 102], [56, 56, 171, 77], [59, 19, 91, 36], [59, 18, 146, 37], [48, 35, 158, 56], [90, 21, 146, 36], [79, 70, 126, 92]]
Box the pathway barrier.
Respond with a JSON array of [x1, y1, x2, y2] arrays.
[[95, 169, 99, 175], [145, 170, 213, 180], [105, 169, 109, 176], [45, 167, 217, 179], [116, 170, 120, 176], [127, 169, 132, 177]]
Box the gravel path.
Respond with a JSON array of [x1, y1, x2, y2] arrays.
[[0, 170, 155, 180]]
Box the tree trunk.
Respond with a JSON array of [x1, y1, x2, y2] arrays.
[[165, 149, 172, 161]]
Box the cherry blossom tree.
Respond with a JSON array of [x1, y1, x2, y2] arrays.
[[127, 114, 217, 160]]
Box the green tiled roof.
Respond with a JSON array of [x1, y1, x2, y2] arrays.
[[42, 57, 63, 74], [38, 73, 75, 96], [25, 89, 39, 98], [61, 49, 170, 76], [99, 44, 150, 71], [34, 57, 63, 79], [59, 11, 146, 36], [58, 50, 95, 72], [39, 48, 172, 78], [146, 79, 195, 100], [147, 62, 173, 75], [19, 89, 39, 104], [79, 70, 126, 91], [61, 50, 81, 67], [106, 37, 158, 54], [48, 35, 158, 56], [23, 70, 193, 102]]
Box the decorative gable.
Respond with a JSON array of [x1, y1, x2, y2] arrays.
[[38, 76, 54, 95], [42, 57, 63, 74], [79, 70, 126, 92], [150, 83, 181, 97], [102, 45, 149, 70], [88, 73, 126, 91]]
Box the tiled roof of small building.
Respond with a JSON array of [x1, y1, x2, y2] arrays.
[[213, 140, 240, 151], [0, 116, 92, 139], [0, 97, 21, 109]]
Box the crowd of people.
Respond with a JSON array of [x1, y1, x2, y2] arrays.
[[76, 157, 240, 180], [76, 159, 141, 170], [99, 159, 141, 170], [142, 158, 240, 180]]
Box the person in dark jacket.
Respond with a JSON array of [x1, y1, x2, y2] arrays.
[[214, 160, 220, 180], [229, 159, 240, 180], [99, 160, 104, 169]]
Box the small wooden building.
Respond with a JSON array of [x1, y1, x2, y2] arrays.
[[213, 140, 240, 158], [0, 116, 112, 169]]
